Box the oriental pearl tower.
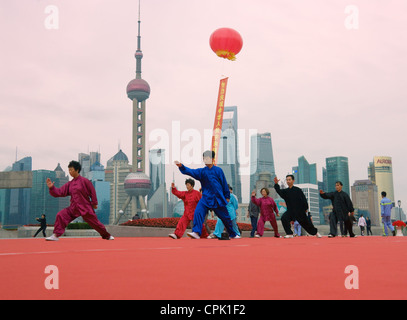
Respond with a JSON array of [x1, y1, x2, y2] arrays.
[[115, 1, 151, 223]]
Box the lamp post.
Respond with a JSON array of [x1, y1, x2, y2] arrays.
[[398, 200, 402, 221]]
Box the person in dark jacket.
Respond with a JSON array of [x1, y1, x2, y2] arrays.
[[247, 195, 260, 237], [319, 181, 356, 237], [33, 214, 47, 237], [274, 175, 321, 238]]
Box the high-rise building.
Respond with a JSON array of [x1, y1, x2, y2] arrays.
[[79, 151, 101, 179], [148, 149, 165, 199], [53, 163, 70, 213], [325, 156, 350, 195], [351, 179, 379, 226], [368, 156, 395, 211], [292, 156, 317, 185], [1, 157, 32, 227], [30, 170, 59, 225], [296, 183, 320, 225], [148, 149, 168, 218], [217, 106, 242, 203], [88, 161, 110, 225], [105, 150, 133, 224], [250, 133, 276, 192]]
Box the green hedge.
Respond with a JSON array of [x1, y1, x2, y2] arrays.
[[67, 222, 92, 230]]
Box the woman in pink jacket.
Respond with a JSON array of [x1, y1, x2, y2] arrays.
[[251, 188, 281, 238], [45, 160, 113, 241]]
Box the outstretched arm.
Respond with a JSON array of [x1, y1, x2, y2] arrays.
[[174, 161, 203, 181], [47, 178, 69, 198], [171, 183, 186, 200], [319, 190, 334, 200], [273, 177, 286, 199]]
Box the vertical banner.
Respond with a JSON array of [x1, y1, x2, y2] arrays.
[[211, 77, 228, 165]]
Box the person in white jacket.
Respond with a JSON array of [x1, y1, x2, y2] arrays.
[[358, 214, 367, 236]]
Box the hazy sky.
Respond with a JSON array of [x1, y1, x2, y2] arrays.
[[1, 0, 406, 205]]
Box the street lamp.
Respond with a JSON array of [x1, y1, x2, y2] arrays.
[[398, 200, 402, 221]]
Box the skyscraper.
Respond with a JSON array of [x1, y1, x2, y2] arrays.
[[368, 156, 395, 214], [105, 149, 133, 224], [296, 183, 320, 225], [148, 149, 168, 218], [217, 106, 242, 203], [292, 156, 317, 185], [2, 157, 32, 227], [88, 161, 110, 225], [30, 170, 59, 225], [351, 179, 379, 226], [148, 149, 165, 200], [325, 156, 350, 195], [250, 133, 276, 192]]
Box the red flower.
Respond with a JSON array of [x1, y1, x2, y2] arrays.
[[121, 217, 271, 231], [392, 220, 406, 227]]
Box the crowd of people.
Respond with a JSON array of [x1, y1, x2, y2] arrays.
[[168, 150, 396, 239], [35, 153, 397, 240]]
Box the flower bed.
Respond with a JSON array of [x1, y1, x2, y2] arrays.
[[121, 217, 271, 231], [393, 220, 406, 228]]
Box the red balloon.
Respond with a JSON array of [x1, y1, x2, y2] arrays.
[[209, 28, 243, 61]]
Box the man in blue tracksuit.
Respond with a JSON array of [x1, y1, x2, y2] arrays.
[[174, 150, 239, 239], [381, 191, 395, 236]]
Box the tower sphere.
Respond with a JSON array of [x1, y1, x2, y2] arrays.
[[126, 78, 150, 101], [124, 172, 151, 197]]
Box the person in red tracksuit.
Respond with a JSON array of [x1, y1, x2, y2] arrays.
[[169, 179, 208, 239]]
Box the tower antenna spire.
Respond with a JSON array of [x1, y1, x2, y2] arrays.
[[135, 0, 142, 79]]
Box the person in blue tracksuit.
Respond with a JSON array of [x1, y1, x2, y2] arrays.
[[212, 185, 240, 239], [174, 150, 239, 239], [381, 191, 395, 236]]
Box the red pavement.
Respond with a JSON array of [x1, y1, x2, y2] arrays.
[[0, 236, 406, 300]]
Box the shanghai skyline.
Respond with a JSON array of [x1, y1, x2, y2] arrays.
[[1, 0, 406, 207]]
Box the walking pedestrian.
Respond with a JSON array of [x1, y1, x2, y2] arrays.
[[247, 195, 260, 237], [380, 191, 396, 236], [358, 214, 367, 236]]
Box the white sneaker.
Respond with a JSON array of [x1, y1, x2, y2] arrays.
[[284, 234, 294, 238], [46, 234, 59, 241], [255, 234, 261, 238], [168, 234, 177, 239], [207, 234, 217, 239], [107, 236, 115, 240], [315, 233, 322, 238], [232, 235, 241, 239], [187, 232, 200, 239]]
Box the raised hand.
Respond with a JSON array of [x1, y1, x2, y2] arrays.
[[46, 178, 54, 189]]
